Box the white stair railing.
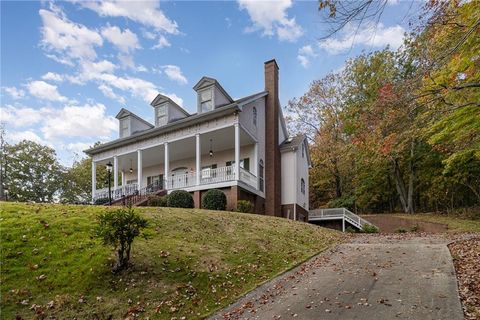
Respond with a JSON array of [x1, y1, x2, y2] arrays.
[[309, 207, 376, 231]]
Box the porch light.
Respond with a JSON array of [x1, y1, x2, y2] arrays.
[[209, 139, 213, 157], [106, 161, 113, 172], [129, 159, 133, 173]]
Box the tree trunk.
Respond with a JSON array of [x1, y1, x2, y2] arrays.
[[406, 140, 415, 214], [392, 158, 409, 213]]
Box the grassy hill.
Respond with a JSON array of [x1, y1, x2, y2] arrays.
[[0, 202, 342, 319]]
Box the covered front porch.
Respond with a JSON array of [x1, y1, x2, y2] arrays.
[[92, 124, 262, 203]]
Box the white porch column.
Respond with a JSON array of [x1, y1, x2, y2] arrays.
[[113, 156, 118, 190], [196, 134, 201, 185], [254, 142, 259, 188], [121, 171, 126, 194], [91, 161, 97, 203], [234, 123, 240, 179], [164, 142, 169, 190], [137, 150, 143, 189]]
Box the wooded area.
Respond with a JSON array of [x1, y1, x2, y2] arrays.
[[287, 0, 479, 213]]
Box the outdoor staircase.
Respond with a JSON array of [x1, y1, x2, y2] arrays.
[[104, 180, 166, 207], [308, 208, 376, 232]]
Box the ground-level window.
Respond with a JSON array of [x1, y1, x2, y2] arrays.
[[259, 159, 264, 192], [301, 178, 305, 194]]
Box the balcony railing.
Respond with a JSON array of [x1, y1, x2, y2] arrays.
[[95, 166, 259, 199]]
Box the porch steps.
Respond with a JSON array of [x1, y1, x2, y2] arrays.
[[109, 189, 167, 207]]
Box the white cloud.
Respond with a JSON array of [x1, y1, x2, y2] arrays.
[[79, 0, 179, 34], [8, 130, 45, 145], [41, 103, 117, 140], [142, 29, 156, 40], [3, 87, 25, 99], [98, 84, 126, 104], [0, 105, 44, 128], [297, 44, 316, 68], [161, 65, 188, 85], [238, 0, 303, 42], [41, 72, 64, 82], [101, 25, 140, 53], [27, 80, 68, 102], [39, 5, 103, 63], [319, 22, 405, 54], [117, 54, 147, 72], [152, 35, 171, 49], [64, 142, 94, 155]]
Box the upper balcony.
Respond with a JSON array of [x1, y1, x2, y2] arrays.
[[92, 124, 263, 203]]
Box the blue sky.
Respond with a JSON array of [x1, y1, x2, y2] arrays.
[[0, 0, 422, 165]]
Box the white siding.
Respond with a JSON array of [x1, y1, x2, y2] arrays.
[[131, 117, 151, 135], [296, 139, 309, 211], [214, 86, 230, 107], [281, 151, 296, 204]]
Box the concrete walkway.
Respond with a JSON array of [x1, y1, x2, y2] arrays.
[[211, 235, 464, 320]]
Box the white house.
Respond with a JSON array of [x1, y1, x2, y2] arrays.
[[85, 59, 311, 220]]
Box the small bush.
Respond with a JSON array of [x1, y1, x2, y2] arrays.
[[410, 224, 419, 232], [361, 224, 379, 233], [395, 227, 408, 233], [95, 206, 148, 272], [345, 226, 357, 233], [167, 190, 194, 208], [201, 189, 226, 210], [94, 197, 109, 205], [236, 200, 254, 213], [147, 195, 168, 207]]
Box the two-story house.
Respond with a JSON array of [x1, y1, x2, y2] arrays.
[[85, 59, 310, 221]]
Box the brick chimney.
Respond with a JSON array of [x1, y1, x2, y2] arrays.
[[264, 59, 282, 216]]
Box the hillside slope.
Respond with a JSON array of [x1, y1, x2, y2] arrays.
[[0, 203, 342, 319]]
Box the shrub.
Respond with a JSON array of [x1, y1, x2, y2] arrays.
[[95, 206, 148, 272], [327, 195, 356, 211], [94, 197, 110, 205], [361, 224, 379, 233], [147, 195, 168, 207], [167, 190, 194, 208], [202, 189, 227, 210], [410, 224, 419, 232], [345, 226, 357, 233], [395, 227, 408, 233], [236, 200, 254, 213]]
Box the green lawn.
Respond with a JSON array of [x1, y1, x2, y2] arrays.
[[397, 213, 480, 232], [0, 202, 342, 319]]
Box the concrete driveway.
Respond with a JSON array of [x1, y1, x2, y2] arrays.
[[211, 235, 464, 320]]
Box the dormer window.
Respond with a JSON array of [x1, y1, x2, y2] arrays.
[[200, 89, 213, 113], [155, 104, 167, 126], [120, 118, 129, 138]]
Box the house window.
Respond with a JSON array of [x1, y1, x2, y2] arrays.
[[301, 178, 305, 195], [120, 119, 129, 137], [226, 158, 250, 172], [200, 89, 213, 113], [259, 159, 264, 192], [301, 143, 305, 158], [156, 105, 167, 126], [126, 179, 137, 185], [252, 107, 257, 126]]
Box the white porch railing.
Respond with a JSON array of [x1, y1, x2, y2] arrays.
[[200, 166, 236, 185], [239, 167, 257, 189], [94, 183, 138, 202], [167, 171, 197, 189]]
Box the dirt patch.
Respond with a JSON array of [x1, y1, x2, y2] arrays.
[[362, 214, 448, 233]]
